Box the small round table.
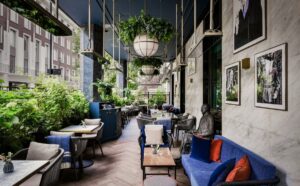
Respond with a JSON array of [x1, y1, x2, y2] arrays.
[[144, 176, 177, 186]]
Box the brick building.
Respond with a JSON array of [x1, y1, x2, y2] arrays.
[[0, 3, 80, 89]]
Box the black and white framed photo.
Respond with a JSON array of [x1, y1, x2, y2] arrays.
[[255, 43, 287, 110], [225, 61, 241, 105], [187, 58, 196, 76], [233, 0, 266, 53]]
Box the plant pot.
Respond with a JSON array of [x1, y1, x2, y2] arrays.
[[133, 34, 159, 57], [3, 161, 14, 173], [141, 65, 155, 75]]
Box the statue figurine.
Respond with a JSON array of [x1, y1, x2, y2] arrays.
[[195, 104, 214, 140]]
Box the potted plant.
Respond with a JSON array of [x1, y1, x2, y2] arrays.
[[93, 80, 114, 103], [132, 57, 163, 75], [119, 10, 174, 57], [0, 152, 14, 173]]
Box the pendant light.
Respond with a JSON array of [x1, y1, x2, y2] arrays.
[[204, 0, 222, 36]]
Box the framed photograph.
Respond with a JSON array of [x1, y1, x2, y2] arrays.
[[225, 61, 241, 105], [255, 44, 287, 110], [233, 0, 266, 53], [187, 58, 196, 76]]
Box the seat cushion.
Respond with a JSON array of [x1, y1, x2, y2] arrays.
[[84, 118, 101, 125], [190, 135, 211, 163], [26, 142, 59, 160]]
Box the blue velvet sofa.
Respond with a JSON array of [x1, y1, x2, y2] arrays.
[[181, 135, 280, 186]]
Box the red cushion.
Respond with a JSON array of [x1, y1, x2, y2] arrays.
[[210, 139, 223, 162], [226, 155, 251, 182]]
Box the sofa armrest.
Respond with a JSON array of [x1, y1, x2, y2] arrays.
[[216, 176, 280, 186]]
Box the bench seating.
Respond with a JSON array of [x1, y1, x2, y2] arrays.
[[181, 135, 280, 186]]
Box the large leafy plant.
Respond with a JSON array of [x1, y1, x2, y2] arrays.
[[119, 10, 174, 44], [0, 78, 89, 153]]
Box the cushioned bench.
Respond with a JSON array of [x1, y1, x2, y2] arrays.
[[181, 135, 280, 186]]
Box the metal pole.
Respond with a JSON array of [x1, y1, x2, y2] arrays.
[[175, 3, 178, 57], [181, 0, 184, 64], [194, 0, 196, 45], [113, 0, 115, 62], [118, 14, 121, 64], [209, 0, 214, 30], [103, 0, 105, 56], [88, 0, 92, 49]]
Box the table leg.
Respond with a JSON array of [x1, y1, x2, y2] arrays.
[[143, 166, 146, 180], [168, 167, 170, 176], [174, 166, 177, 179]]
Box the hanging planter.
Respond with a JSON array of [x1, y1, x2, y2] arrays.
[[141, 65, 155, 75], [119, 10, 174, 57], [133, 34, 159, 57], [132, 57, 163, 76]]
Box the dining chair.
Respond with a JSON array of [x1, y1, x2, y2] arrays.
[[82, 122, 105, 157], [12, 145, 64, 186], [175, 116, 197, 142], [136, 116, 156, 130]]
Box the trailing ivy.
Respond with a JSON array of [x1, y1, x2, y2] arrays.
[[132, 57, 163, 68], [119, 10, 174, 44]]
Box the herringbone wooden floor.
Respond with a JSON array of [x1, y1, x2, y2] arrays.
[[58, 118, 191, 186]]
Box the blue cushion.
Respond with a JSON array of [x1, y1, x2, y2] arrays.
[[190, 135, 211, 163], [208, 158, 235, 186]]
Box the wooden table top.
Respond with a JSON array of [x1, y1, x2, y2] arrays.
[[60, 124, 100, 134], [143, 147, 176, 167], [0, 160, 49, 186]]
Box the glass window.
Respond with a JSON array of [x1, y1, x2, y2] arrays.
[[24, 36, 29, 74], [0, 4, 3, 16], [24, 18, 31, 30], [0, 26, 3, 43], [9, 29, 16, 47], [60, 37, 65, 47], [35, 25, 41, 35], [10, 10, 18, 23], [60, 52, 64, 63], [54, 49, 58, 61]]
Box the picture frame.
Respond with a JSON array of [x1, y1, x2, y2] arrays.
[[225, 61, 241, 105], [187, 58, 196, 76], [254, 43, 287, 110], [233, 0, 266, 53]]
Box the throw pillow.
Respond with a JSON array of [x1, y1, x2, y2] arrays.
[[26, 142, 59, 160], [84, 118, 101, 125], [226, 155, 251, 182], [210, 139, 223, 162], [190, 135, 211, 163], [208, 158, 235, 186], [145, 125, 164, 145]]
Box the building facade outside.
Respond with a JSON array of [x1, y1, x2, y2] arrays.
[[0, 3, 80, 90]]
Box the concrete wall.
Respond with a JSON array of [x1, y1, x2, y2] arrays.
[[222, 1, 300, 185]]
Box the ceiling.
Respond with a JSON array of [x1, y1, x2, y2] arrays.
[[58, 0, 209, 61]]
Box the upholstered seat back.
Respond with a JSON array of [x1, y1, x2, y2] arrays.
[[214, 135, 276, 181]]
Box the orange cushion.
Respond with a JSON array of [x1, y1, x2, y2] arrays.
[[226, 155, 251, 182], [210, 139, 223, 162]]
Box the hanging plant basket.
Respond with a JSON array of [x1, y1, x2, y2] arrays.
[[132, 57, 163, 76], [119, 10, 174, 57], [133, 34, 159, 57], [141, 65, 155, 75], [139, 69, 160, 76]]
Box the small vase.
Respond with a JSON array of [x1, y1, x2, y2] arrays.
[[3, 161, 14, 173]]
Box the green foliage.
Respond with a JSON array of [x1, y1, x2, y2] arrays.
[[132, 57, 163, 68], [0, 78, 89, 153], [139, 69, 160, 76], [119, 10, 174, 44], [72, 29, 81, 54], [93, 80, 114, 102], [149, 89, 166, 106]]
